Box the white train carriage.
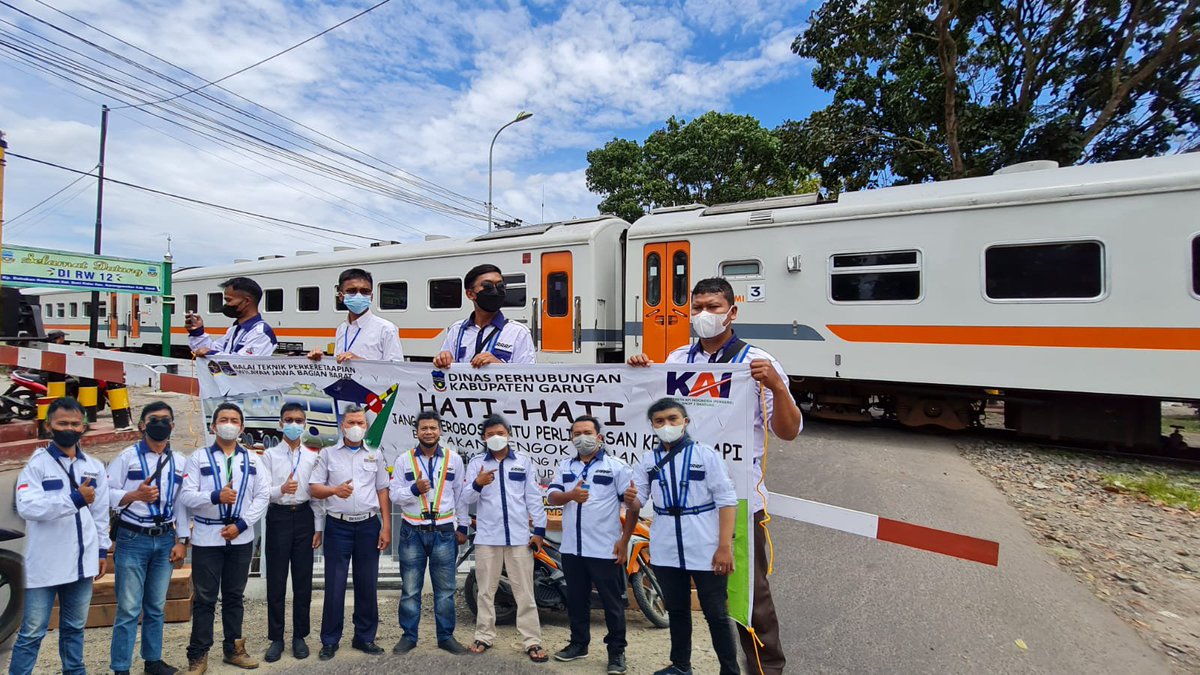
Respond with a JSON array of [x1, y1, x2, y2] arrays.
[[30, 215, 629, 365], [625, 153, 1200, 446]]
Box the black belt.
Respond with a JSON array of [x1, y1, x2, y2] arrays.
[[403, 521, 455, 533], [117, 520, 175, 537], [269, 502, 312, 513]]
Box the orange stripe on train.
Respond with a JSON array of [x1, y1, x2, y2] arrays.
[[168, 327, 444, 339], [826, 325, 1200, 351]]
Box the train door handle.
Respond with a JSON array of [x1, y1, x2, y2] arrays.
[[654, 317, 665, 326], [666, 316, 678, 325]]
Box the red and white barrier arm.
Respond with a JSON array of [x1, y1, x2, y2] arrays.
[[767, 492, 1000, 566], [0, 344, 198, 395]]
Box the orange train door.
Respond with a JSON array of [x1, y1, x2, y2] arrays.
[[107, 292, 119, 340], [641, 241, 691, 362], [540, 251, 573, 352], [130, 294, 141, 340]]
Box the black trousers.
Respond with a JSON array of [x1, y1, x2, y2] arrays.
[[562, 554, 627, 655], [265, 503, 315, 642], [652, 565, 739, 675], [320, 516, 381, 646], [188, 543, 253, 660]]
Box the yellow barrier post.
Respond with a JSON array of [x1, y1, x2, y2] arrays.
[[107, 382, 131, 429], [78, 379, 99, 423], [36, 396, 52, 439]]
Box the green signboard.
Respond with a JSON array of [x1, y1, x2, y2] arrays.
[[0, 244, 165, 295]]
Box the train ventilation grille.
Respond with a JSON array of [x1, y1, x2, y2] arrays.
[[748, 210, 774, 225]]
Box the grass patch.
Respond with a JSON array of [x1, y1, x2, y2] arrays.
[[1102, 472, 1200, 511], [1162, 416, 1200, 435]]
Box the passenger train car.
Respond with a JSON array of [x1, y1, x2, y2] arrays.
[[30, 153, 1200, 447]]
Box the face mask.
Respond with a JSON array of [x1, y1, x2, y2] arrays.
[[215, 423, 241, 441], [144, 418, 172, 442], [343, 293, 371, 315], [220, 302, 241, 319], [476, 288, 506, 313], [344, 426, 366, 444], [691, 310, 730, 339], [572, 435, 599, 456], [281, 423, 304, 441], [486, 435, 508, 452], [654, 423, 686, 445], [52, 429, 83, 449]]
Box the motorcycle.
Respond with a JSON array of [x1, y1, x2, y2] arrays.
[[0, 528, 24, 646], [460, 514, 669, 629], [1, 370, 108, 421]]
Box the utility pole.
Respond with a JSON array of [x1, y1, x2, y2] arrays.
[[88, 105, 108, 347], [0, 130, 7, 283]]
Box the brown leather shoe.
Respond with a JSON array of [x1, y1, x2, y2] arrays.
[[185, 654, 207, 675], [223, 639, 260, 669]]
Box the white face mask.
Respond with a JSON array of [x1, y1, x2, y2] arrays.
[[486, 435, 509, 452], [691, 310, 729, 339], [654, 423, 686, 445], [215, 423, 241, 442], [343, 426, 366, 443], [572, 434, 599, 456]]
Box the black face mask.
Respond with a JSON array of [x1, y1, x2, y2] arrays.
[[220, 303, 241, 319], [475, 284, 506, 313], [52, 429, 83, 449], [144, 418, 173, 442]]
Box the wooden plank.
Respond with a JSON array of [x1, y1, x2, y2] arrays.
[[88, 568, 191, 605], [49, 597, 191, 630]]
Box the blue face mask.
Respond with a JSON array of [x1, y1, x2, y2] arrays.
[[281, 423, 304, 441], [343, 293, 371, 315]]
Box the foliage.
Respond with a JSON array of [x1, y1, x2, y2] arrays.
[[1102, 472, 1200, 511]]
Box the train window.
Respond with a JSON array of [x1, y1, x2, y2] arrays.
[[378, 282, 408, 311], [98, 301, 106, 317], [829, 250, 922, 302], [720, 260, 761, 277], [672, 250, 689, 306], [502, 274, 527, 308], [547, 272, 569, 317], [646, 253, 662, 306], [208, 293, 223, 313], [184, 294, 198, 314], [297, 286, 321, 312], [264, 289, 284, 313], [69, 303, 78, 318], [985, 242, 1102, 300], [57, 303, 65, 317], [1192, 236, 1200, 296], [429, 278, 463, 309], [44, 305, 52, 317]]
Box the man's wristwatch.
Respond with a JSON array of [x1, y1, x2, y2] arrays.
[[177, 537, 189, 546]]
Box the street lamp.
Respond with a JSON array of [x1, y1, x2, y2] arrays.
[[488, 111, 533, 232]]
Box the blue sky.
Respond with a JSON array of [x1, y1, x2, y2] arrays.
[[0, 0, 828, 267]]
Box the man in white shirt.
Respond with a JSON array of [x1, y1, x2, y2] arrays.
[[309, 407, 392, 661], [388, 410, 470, 656], [260, 402, 325, 663], [307, 268, 404, 363], [10, 397, 110, 675], [546, 415, 639, 674], [625, 398, 739, 675], [433, 264, 535, 368], [179, 403, 272, 674], [185, 277, 277, 357], [462, 414, 548, 663], [107, 401, 189, 675], [628, 276, 801, 674]]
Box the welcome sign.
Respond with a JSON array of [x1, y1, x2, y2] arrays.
[[0, 244, 165, 295]]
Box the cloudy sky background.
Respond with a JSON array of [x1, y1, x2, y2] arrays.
[[0, 0, 826, 267]]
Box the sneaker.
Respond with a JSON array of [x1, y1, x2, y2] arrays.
[[185, 654, 207, 675], [439, 639, 470, 655], [554, 643, 589, 662], [392, 637, 417, 655], [264, 640, 285, 663], [318, 645, 337, 661], [607, 653, 627, 674], [222, 639, 259, 669], [292, 638, 310, 660], [143, 661, 180, 675]]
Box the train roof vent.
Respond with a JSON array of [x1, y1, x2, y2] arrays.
[[257, 255, 284, 260], [700, 193, 819, 216], [233, 258, 252, 264], [748, 210, 773, 225], [333, 246, 355, 252], [993, 160, 1059, 175], [650, 203, 706, 215], [424, 234, 451, 241], [473, 223, 554, 241], [370, 240, 401, 247], [295, 250, 317, 256]]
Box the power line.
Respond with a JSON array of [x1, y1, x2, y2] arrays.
[[6, 151, 385, 243], [6, 162, 96, 224], [112, 0, 393, 110]]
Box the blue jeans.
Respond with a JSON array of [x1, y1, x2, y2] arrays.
[[110, 526, 176, 671], [397, 523, 458, 643], [9, 577, 94, 675]]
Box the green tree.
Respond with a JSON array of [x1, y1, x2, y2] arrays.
[[783, 0, 1200, 191], [586, 112, 815, 222]]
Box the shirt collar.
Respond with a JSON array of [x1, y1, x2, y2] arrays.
[[48, 442, 86, 461], [466, 310, 507, 331], [657, 433, 693, 453], [414, 445, 444, 458], [235, 314, 264, 330], [575, 448, 605, 464], [348, 310, 373, 326], [137, 439, 172, 456], [340, 441, 366, 453], [689, 330, 739, 359], [209, 442, 248, 456]]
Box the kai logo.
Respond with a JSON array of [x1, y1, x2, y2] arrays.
[[666, 371, 732, 399]]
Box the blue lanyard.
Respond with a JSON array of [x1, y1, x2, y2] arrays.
[[456, 320, 501, 359], [207, 445, 250, 521], [573, 454, 601, 486], [343, 324, 363, 354], [136, 441, 175, 519], [289, 448, 302, 476], [654, 442, 693, 509], [688, 334, 749, 364]]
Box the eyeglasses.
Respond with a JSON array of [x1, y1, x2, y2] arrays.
[[476, 281, 506, 294]]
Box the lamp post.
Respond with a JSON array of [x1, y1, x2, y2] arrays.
[[487, 111, 532, 232]]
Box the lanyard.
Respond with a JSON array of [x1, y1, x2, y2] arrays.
[[136, 442, 175, 520], [50, 447, 81, 491], [688, 333, 749, 364], [573, 453, 602, 486], [407, 448, 450, 517], [289, 448, 303, 476], [343, 324, 363, 354], [456, 320, 501, 359], [207, 445, 250, 522], [654, 442, 693, 509]]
